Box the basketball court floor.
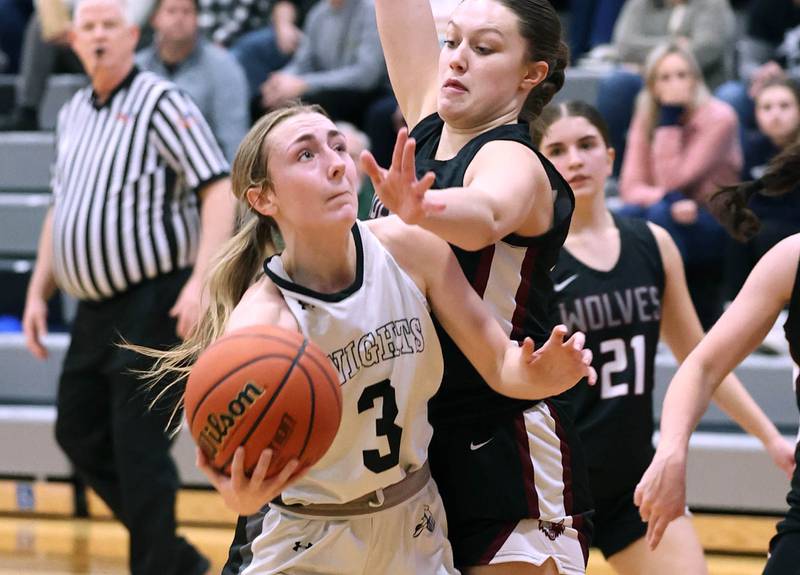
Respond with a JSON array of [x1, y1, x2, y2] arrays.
[[0, 483, 778, 575]]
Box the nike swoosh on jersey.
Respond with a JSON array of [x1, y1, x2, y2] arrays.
[[469, 438, 494, 451], [553, 274, 579, 293]]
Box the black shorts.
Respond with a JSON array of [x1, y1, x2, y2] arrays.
[[429, 400, 593, 570], [591, 486, 647, 558], [764, 449, 800, 575]]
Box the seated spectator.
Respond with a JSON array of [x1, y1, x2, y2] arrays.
[[618, 42, 742, 329], [746, 79, 800, 179], [196, 0, 272, 47], [0, 0, 154, 131], [568, 0, 625, 62], [724, 78, 800, 299], [0, 12, 82, 131], [137, 0, 249, 160], [595, 0, 736, 174], [257, 0, 388, 129], [0, 0, 34, 73], [715, 0, 800, 156], [229, 0, 316, 102]]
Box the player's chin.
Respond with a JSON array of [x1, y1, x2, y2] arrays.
[[326, 197, 358, 220]]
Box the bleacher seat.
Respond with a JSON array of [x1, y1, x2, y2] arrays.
[[0, 193, 49, 255], [0, 133, 55, 191], [0, 333, 68, 405], [654, 353, 800, 434], [0, 75, 15, 115], [0, 74, 87, 132], [0, 331, 796, 508], [39, 74, 88, 131], [553, 66, 609, 107]]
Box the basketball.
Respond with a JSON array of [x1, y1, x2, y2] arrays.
[[184, 325, 343, 476]]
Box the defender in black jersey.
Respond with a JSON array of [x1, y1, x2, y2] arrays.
[[636, 145, 800, 571], [405, 112, 594, 571], [537, 101, 794, 572], [368, 1, 602, 571]]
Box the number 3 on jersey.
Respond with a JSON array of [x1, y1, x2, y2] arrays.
[[357, 379, 403, 473], [599, 335, 645, 399]]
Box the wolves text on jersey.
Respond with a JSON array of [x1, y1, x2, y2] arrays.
[[327, 318, 426, 384], [558, 286, 661, 334]]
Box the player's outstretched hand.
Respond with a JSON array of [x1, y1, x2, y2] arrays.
[[634, 449, 687, 550], [197, 447, 307, 516], [360, 127, 443, 224], [503, 326, 596, 399]]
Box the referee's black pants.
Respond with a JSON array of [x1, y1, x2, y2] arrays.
[[54, 270, 206, 575]]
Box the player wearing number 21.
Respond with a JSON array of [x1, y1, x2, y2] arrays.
[[146, 104, 595, 575], [536, 101, 795, 575]]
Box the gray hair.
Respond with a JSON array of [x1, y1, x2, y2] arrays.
[[73, 0, 133, 25]]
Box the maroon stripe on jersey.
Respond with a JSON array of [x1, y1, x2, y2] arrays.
[[510, 245, 540, 341], [572, 514, 590, 565], [544, 400, 574, 516], [513, 412, 541, 518], [477, 521, 517, 565], [471, 244, 496, 297]]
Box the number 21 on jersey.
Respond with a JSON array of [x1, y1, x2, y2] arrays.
[[599, 335, 645, 399]]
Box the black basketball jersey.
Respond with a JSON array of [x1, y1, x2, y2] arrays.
[[371, 113, 574, 427], [783, 251, 800, 416], [552, 215, 665, 499]]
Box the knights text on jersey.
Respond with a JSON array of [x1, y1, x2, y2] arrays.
[[373, 113, 575, 427], [263, 221, 443, 505], [551, 215, 665, 497]]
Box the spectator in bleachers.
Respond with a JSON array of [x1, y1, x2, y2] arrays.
[[0, 0, 154, 131], [618, 42, 741, 329], [256, 0, 388, 129], [595, 0, 736, 174], [613, 0, 735, 88], [136, 0, 249, 160], [196, 0, 273, 47], [746, 79, 800, 181], [20, 0, 234, 572], [0, 0, 34, 73], [568, 0, 625, 62], [229, 0, 316, 103], [715, 0, 800, 165], [725, 78, 800, 300], [0, 11, 83, 131]]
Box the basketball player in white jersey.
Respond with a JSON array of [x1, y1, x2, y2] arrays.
[[145, 103, 595, 574]]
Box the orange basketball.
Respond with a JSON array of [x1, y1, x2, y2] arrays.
[[184, 325, 342, 476]]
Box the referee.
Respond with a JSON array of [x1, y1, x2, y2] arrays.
[[21, 1, 234, 573]]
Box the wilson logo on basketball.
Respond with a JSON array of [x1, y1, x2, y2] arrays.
[[198, 381, 265, 458]]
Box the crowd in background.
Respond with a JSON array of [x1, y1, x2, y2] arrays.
[[1, 0, 800, 334]]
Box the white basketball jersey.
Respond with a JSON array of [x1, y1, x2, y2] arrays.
[[263, 222, 443, 505]]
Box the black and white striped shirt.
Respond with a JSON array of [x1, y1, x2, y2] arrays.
[[51, 67, 229, 301]]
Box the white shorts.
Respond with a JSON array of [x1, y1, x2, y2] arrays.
[[238, 477, 459, 575], [487, 518, 587, 575]]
